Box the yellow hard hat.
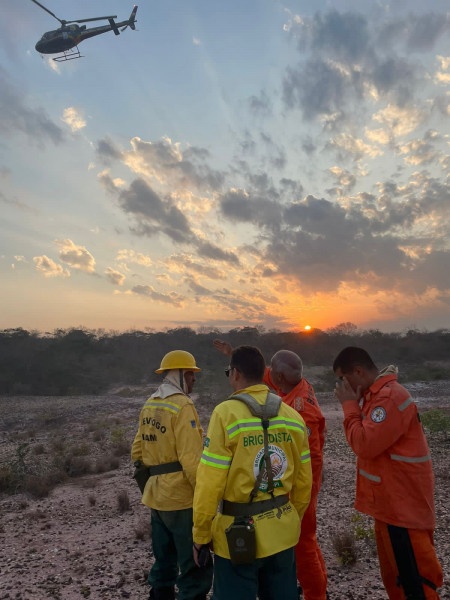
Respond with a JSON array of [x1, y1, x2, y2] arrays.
[[155, 350, 201, 374]]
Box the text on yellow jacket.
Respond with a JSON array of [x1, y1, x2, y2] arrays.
[[193, 384, 312, 559]]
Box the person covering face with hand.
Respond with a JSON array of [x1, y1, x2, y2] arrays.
[[333, 346, 443, 600]]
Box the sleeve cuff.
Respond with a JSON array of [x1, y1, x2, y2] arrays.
[[341, 399, 361, 418]]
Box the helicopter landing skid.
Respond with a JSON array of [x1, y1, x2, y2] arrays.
[[53, 46, 83, 62]]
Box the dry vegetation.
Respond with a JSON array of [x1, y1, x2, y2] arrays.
[[0, 381, 449, 599]]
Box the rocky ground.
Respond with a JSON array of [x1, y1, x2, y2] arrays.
[[0, 381, 449, 600]]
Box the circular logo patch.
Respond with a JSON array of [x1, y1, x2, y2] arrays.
[[371, 406, 387, 423], [253, 445, 287, 492]]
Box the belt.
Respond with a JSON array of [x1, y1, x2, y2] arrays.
[[148, 461, 183, 476], [221, 493, 289, 517]]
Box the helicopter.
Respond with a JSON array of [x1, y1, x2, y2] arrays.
[[31, 0, 138, 62]]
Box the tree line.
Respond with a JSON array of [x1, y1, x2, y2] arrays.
[[0, 324, 449, 396]]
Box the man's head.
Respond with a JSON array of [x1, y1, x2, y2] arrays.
[[155, 350, 200, 394], [333, 346, 378, 393], [227, 345, 265, 392], [270, 350, 303, 393]]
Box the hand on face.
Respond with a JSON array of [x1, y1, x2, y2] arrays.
[[334, 376, 361, 405]]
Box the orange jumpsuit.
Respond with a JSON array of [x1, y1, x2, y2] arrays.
[[264, 368, 327, 600], [341, 369, 443, 600]]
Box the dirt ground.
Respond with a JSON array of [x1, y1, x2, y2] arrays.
[[0, 381, 449, 600]]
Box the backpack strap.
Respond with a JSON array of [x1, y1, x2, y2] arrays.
[[228, 392, 282, 498]]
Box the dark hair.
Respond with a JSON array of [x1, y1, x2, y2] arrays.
[[333, 346, 377, 374], [230, 345, 265, 382]]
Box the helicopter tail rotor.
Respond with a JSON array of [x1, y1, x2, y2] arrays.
[[128, 6, 138, 30]]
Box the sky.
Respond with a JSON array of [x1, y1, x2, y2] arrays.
[[0, 0, 449, 334]]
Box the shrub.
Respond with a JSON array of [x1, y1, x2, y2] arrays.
[[0, 443, 31, 494], [421, 409, 450, 436], [134, 520, 152, 540], [331, 529, 357, 566], [63, 455, 92, 477], [33, 443, 46, 455], [23, 475, 54, 499], [93, 455, 120, 473], [117, 489, 130, 513], [351, 512, 375, 541], [110, 427, 131, 456], [0, 466, 15, 494], [71, 443, 90, 457]]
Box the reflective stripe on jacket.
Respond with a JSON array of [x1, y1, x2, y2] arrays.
[[131, 391, 204, 511], [342, 372, 435, 529], [193, 384, 312, 559]]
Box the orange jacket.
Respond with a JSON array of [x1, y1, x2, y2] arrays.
[[342, 369, 435, 530], [264, 368, 325, 489]]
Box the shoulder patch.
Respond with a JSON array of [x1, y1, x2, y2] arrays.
[[203, 437, 210, 448], [190, 420, 197, 428], [294, 397, 304, 411], [371, 406, 387, 423]]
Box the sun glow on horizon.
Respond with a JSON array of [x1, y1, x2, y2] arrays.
[[304, 325, 312, 331]]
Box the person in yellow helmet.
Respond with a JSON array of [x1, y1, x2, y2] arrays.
[[131, 350, 213, 600]]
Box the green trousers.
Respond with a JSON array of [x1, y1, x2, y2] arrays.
[[212, 547, 298, 600], [148, 508, 213, 600]]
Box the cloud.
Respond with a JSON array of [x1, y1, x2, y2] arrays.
[[219, 188, 282, 230], [327, 166, 357, 192], [370, 104, 425, 138], [196, 240, 240, 265], [118, 178, 194, 244], [164, 253, 226, 280], [55, 239, 96, 273], [105, 267, 125, 286], [248, 91, 273, 118], [96, 137, 124, 163], [0, 190, 39, 214], [116, 249, 153, 268], [184, 276, 213, 297], [33, 255, 70, 278], [0, 67, 65, 145], [326, 133, 383, 161], [377, 12, 450, 52], [252, 169, 450, 295], [61, 107, 86, 132], [281, 8, 447, 125], [101, 136, 225, 191], [399, 131, 441, 166], [130, 285, 184, 306]]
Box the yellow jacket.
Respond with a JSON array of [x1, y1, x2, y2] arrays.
[[131, 389, 204, 511], [193, 384, 312, 559]]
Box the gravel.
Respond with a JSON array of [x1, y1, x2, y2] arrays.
[[0, 381, 449, 599]]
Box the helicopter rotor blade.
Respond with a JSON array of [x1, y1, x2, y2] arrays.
[[30, 0, 63, 25], [64, 15, 118, 25]]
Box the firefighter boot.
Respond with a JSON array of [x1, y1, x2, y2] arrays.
[[148, 587, 176, 600]]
